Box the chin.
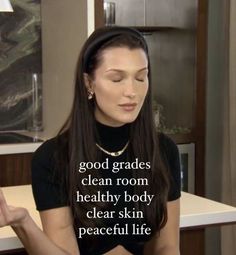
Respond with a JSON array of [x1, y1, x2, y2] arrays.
[[117, 115, 138, 124]]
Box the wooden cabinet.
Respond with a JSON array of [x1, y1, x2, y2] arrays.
[[104, 0, 198, 28], [0, 249, 28, 255], [104, 0, 145, 26], [180, 229, 205, 255], [146, 0, 198, 28], [0, 153, 32, 187]]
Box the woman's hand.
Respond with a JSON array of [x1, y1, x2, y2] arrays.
[[0, 188, 79, 255], [0, 188, 29, 228]]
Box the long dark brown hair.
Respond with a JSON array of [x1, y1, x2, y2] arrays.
[[54, 26, 169, 237]]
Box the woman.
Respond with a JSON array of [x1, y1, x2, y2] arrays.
[[0, 26, 181, 255]]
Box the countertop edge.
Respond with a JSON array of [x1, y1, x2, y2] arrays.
[[0, 236, 23, 251], [180, 210, 236, 228], [0, 143, 43, 155]]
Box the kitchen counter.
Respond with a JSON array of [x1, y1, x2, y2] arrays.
[[0, 131, 47, 155], [1, 185, 236, 251], [0, 143, 43, 155]]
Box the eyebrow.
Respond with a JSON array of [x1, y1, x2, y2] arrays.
[[105, 67, 148, 73]]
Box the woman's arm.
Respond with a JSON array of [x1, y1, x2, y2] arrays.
[[0, 189, 80, 255], [144, 199, 180, 255]]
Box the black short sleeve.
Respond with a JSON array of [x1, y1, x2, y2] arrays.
[[31, 138, 68, 211], [159, 133, 181, 201]]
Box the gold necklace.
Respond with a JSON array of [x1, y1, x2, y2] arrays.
[[95, 141, 129, 157]]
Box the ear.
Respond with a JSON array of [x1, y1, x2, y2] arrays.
[[83, 73, 93, 91]]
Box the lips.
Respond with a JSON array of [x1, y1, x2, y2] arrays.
[[119, 103, 137, 111]]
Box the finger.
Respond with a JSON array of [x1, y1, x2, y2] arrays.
[[0, 188, 11, 219], [8, 205, 17, 211]]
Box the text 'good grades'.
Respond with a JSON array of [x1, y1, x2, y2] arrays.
[[77, 157, 151, 173]]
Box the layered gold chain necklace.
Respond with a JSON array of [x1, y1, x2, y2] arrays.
[[95, 141, 129, 157]]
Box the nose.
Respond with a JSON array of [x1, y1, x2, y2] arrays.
[[123, 78, 136, 98]]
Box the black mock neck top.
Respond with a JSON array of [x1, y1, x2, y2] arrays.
[[95, 120, 130, 151], [31, 121, 181, 255]]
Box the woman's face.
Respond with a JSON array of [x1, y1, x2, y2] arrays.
[[86, 47, 149, 127]]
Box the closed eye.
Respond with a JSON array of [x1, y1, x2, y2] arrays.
[[112, 79, 122, 83], [136, 78, 144, 82]]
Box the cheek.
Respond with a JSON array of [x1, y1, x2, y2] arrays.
[[139, 83, 149, 100], [136, 85, 149, 110], [94, 82, 119, 104]]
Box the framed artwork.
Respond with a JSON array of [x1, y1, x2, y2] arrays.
[[0, 0, 42, 131]]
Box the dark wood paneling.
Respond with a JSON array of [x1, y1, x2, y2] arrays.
[[95, 0, 104, 29], [0, 153, 32, 187], [195, 0, 208, 197], [180, 229, 205, 255], [0, 249, 28, 255]]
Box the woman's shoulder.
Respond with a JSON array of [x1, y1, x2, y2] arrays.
[[32, 137, 57, 164], [32, 132, 68, 167], [36, 137, 57, 152]]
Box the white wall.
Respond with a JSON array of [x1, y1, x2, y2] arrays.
[[41, 0, 88, 137]]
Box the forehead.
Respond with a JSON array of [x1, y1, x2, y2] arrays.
[[97, 47, 148, 70]]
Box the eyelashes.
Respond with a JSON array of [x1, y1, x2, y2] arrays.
[[112, 79, 122, 83], [111, 78, 146, 83]]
